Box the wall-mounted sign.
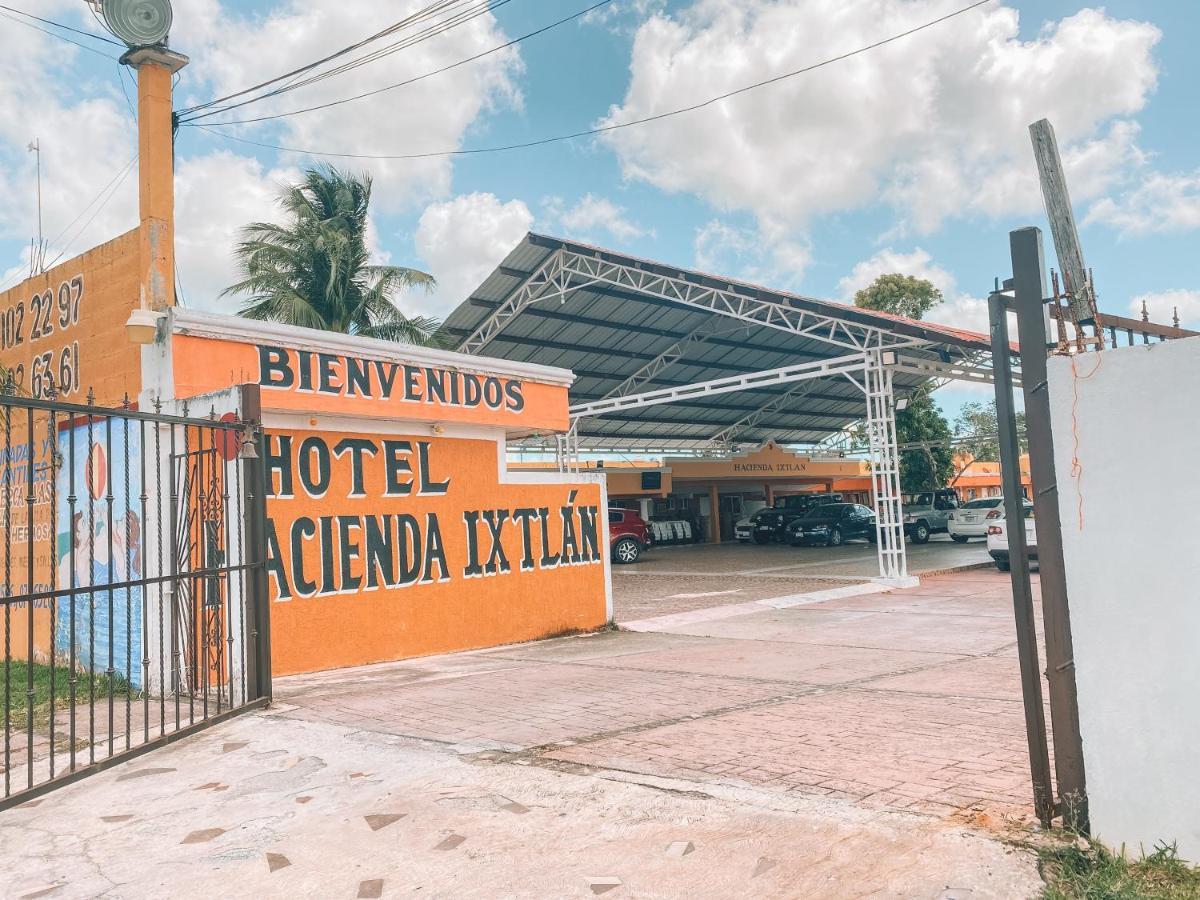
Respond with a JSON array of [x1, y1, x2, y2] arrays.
[[265, 429, 607, 675]]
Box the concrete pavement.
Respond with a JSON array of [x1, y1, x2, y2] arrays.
[[1, 569, 1045, 899]]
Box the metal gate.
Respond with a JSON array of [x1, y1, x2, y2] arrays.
[[0, 383, 270, 810]]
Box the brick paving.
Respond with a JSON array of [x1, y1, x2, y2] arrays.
[[274, 569, 1044, 826]]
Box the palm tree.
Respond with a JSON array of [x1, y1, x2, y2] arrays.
[[225, 166, 441, 345]]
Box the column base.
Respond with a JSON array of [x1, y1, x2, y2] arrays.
[[872, 575, 920, 589]]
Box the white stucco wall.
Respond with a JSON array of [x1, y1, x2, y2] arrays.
[[1047, 335, 1200, 862]]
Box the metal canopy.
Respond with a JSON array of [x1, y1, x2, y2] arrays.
[[443, 233, 997, 451]]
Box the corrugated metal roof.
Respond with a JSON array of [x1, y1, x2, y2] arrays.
[[444, 233, 990, 450]]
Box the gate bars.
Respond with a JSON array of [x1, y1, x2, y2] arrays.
[[0, 383, 270, 810]]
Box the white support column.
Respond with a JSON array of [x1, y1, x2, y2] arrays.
[[555, 420, 580, 474], [860, 351, 915, 587]]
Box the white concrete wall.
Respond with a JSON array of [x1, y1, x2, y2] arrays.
[[1048, 335, 1200, 862]]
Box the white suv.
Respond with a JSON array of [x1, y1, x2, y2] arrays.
[[948, 497, 1005, 542]]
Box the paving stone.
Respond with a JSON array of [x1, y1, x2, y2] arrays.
[[181, 828, 225, 845], [434, 833, 466, 851], [99, 815, 133, 823], [364, 814, 406, 831], [752, 857, 778, 878], [266, 852, 291, 872], [19, 884, 63, 899], [357, 878, 384, 898], [587, 876, 622, 895], [500, 802, 529, 815], [221, 742, 248, 753], [665, 841, 695, 858]]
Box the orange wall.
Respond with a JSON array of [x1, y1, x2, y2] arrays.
[[172, 334, 570, 432], [264, 428, 608, 675], [0, 231, 144, 665]]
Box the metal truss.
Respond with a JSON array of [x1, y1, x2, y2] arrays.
[[600, 318, 747, 401], [461, 248, 932, 356], [569, 352, 870, 421], [892, 351, 1021, 388], [695, 380, 824, 453], [844, 353, 908, 581]]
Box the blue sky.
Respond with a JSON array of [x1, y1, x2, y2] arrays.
[[1, 0, 1197, 422]]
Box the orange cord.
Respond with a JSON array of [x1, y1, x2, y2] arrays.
[[1069, 351, 1103, 531]]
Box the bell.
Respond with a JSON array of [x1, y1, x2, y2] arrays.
[[237, 424, 259, 460]]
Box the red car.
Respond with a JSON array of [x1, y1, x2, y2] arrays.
[[609, 508, 652, 564]]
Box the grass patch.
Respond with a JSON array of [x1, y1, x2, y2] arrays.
[[1, 661, 135, 729], [1041, 840, 1200, 899]]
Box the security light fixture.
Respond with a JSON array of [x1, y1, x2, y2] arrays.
[[102, 0, 173, 48], [895, 397, 910, 412]]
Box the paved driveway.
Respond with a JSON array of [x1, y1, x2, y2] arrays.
[[1, 569, 1045, 899]]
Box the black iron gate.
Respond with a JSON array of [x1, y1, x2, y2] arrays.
[[0, 383, 270, 810]]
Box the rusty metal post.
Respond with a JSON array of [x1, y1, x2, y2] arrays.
[[1010, 227, 1089, 832], [989, 287, 1055, 826]]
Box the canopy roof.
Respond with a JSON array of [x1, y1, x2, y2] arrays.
[[444, 233, 995, 451]]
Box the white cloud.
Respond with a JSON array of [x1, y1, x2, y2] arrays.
[[543, 194, 650, 243], [0, 2, 137, 274], [414, 192, 534, 318], [1130, 289, 1200, 330], [602, 2, 1160, 240], [693, 218, 811, 286], [179, 0, 522, 212], [839, 246, 989, 335], [173, 151, 302, 311], [1087, 170, 1200, 236]]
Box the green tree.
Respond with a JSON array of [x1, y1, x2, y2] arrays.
[[953, 400, 1027, 461], [853, 273, 943, 320], [226, 166, 441, 345], [854, 273, 953, 490]]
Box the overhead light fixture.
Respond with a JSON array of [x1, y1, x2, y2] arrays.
[[124, 308, 164, 344], [102, 0, 173, 48]]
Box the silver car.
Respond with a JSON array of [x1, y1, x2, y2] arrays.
[[948, 497, 1005, 542]]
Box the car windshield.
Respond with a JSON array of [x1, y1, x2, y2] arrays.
[[807, 504, 848, 519], [964, 498, 1001, 509], [904, 493, 933, 506]]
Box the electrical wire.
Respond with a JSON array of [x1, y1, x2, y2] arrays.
[[182, 0, 514, 123], [186, 0, 994, 161], [176, 0, 484, 116], [0, 2, 122, 45], [0, 10, 118, 59], [187, 0, 612, 127], [41, 155, 138, 272]]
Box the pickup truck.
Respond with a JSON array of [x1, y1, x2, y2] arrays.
[[901, 489, 960, 543]]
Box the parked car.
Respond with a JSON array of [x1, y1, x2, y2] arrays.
[[902, 489, 959, 543], [948, 496, 1005, 542], [733, 500, 769, 542], [751, 493, 843, 544], [609, 508, 652, 564], [986, 503, 1036, 571], [787, 502, 877, 547]]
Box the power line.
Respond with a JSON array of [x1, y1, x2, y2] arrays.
[[186, 0, 612, 127], [0, 9, 118, 59], [0, 2, 122, 45], [176, 0, 483, 116], [187, 0, 994, 162], [182, 0, 515, 123], [37, 156, 138, 275]]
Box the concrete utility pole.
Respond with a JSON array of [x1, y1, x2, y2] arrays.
[[121, 46, 189, 312], [1029, 119, 1095, 329]]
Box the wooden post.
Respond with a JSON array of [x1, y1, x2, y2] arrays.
[[1029, 118, 1094, 327]]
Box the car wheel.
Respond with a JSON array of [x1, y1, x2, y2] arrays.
[[951, 534, 968, 543], [827, 527, 843, 547], [912, 522, 930, 544], [613, 537, 640, 564], [995, 558, 1010, 572]]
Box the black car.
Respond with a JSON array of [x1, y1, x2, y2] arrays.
[[751, 494, 844, 544], [786, 503, 877, 547]]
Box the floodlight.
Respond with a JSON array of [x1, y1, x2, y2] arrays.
[[102, 0, 172, 48], [895, 397, 910, 412]]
